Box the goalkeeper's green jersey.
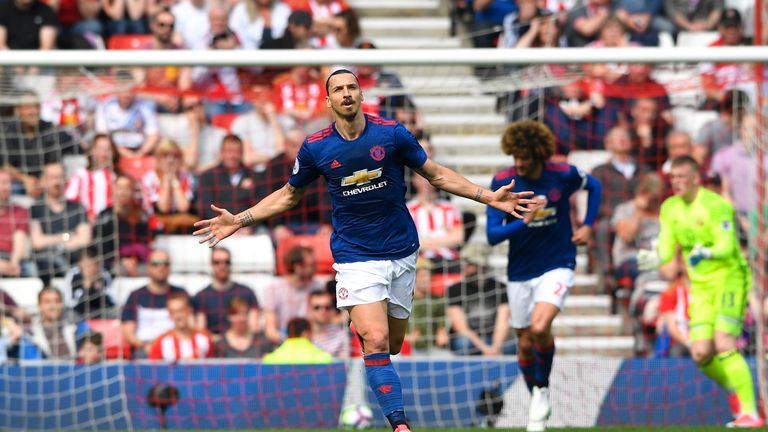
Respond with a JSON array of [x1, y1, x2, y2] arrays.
[[658, 187, 748, 285]]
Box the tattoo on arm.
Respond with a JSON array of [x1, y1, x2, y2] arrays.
[[473, 187, 483, 202], [238, 211, 256, 227]]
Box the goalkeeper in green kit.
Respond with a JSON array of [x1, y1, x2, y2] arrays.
[[639, 156, 763, 428]]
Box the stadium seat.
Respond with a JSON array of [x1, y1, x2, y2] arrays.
[[154, 233, 275, 275], [86, 319, 131, 359], [0, 278, 43, 310], [112, 277, 150, 306], [672, 108, 717, 138], [429, 273, 462, 297], [117, 156, 155, 181], [107, 34, 154, 50], [275, 234, 334, 276], [676, 31, 719, 48], [211, 113, 241, 131], [567, 150, 612, 174]]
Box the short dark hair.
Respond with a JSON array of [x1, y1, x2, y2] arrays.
[[308, 290, 330, 301], [77, 331, 103, 350], [325, 68, 358, 95], [287, 317, 311, 338], [670, 155, 700, 172], [501, 120, 556, 163], [284, 245, 313, 273]]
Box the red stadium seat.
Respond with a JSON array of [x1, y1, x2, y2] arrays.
[[86, 319, 132, 359], [275, 234, 334, 276], [429, 273, 463, 297], [211, 113, 241, 132], [118, 156, 155, 181], [107, 34, 154, 50]]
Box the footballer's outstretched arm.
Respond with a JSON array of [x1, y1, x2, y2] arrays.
[[194, 183, 306, 247], [415, 159, 534, 219]]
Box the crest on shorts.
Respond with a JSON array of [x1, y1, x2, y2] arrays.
[[292, 159, 299, 175], [370, 145, 386, 161], [338, 287, 349, 300]]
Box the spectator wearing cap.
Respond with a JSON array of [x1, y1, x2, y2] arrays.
[[699, 8, 752, 111], [663, 0, 722, 35], [446, 244, 516, 356], [262, 9, 313, 49], [0, 0, 58, 51]]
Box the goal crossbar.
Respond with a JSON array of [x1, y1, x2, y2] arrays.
[[2, 47, 768, 67]]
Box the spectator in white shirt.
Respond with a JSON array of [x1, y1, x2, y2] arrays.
[[171, 0, 210, 50], [95, 72, 160, 158], [228, 0, 291, 49]]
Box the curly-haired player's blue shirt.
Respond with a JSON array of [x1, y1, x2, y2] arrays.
[[289, 114, 428, 263], [488, 162, 601, 281]]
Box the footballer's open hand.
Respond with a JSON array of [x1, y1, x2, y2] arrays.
[[193, 205, 241, 248], [490, 179, 535, 219]]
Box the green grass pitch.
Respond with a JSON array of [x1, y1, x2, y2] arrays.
[[248, 428, 768, 431]]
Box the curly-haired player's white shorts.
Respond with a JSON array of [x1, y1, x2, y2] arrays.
[[333, 251, 418, 320], [508, 268, 574, 329]]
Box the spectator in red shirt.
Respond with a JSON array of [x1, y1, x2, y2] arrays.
[[65, 134, 118, 221], [699, 8, 752, 111], [604, 64, 673, 126], [657, 275, 690, 357], [272, 66, 329, 130], [0, 168, 30, 277], [149, 291, 214, 361]]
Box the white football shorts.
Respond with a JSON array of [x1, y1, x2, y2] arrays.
[[508, 267, 574, 329], [333, 251, 418, 320]]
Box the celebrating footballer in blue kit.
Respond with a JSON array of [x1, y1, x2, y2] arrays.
[[487, 120, 601, 432], [193, 69, 535, 432]]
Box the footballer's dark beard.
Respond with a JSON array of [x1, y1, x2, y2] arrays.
[[333, 104, 358, 121]]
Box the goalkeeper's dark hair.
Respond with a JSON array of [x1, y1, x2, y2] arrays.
[[670, 155, 700, 172], [501, 120, 556, 163], [287, 317, 311, 338], [325, 68, 359, 95]]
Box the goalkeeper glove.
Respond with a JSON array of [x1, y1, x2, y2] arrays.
[[637, 239, 660, 272], [687, 244, 713, 267]]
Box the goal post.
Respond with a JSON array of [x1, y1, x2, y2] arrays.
[[0, 45, 767, 430]]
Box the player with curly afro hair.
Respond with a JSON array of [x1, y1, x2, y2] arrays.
[[489, 119, 602, 432], [501, 119, 556, 163]]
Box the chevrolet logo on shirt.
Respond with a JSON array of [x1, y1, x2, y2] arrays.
[[341, 168, 382, 187]]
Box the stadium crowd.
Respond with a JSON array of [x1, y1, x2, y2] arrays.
[[0, 0, 766, 363]]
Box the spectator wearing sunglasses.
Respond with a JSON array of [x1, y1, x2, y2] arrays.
[[307, 290, 349, 358], [121, 249, 187, 358], [193, 247, 259, 341]]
